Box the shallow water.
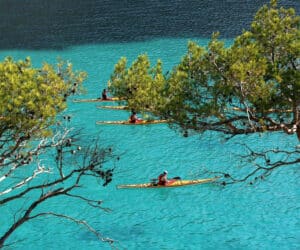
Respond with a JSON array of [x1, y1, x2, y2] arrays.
[[1, 1, 300, 249]]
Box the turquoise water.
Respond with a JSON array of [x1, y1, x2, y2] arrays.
[[1, 38, 299, 250], [1, 0, 300, 248]]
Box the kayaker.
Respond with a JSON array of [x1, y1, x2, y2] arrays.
[[101, 88, 111, 100], [157, 170, 168, 185], [129, 111, 140, 123]]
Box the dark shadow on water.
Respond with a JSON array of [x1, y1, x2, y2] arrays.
[[0, 0, 299, 50]]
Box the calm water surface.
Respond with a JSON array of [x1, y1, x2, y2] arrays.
[[0, 1, 299, 249]]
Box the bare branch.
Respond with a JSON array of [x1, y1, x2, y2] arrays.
[[0, 122, 118, 248], [65, 193, 112, 212], [214, 143, 300, 185], [0, 163, 51, 196], [29, 212, 115, 245]]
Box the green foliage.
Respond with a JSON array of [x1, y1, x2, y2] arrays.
[[108, 54, 166, 117], [108, 0, 300, 138], [0, 57, 86, 138], [245, 0, 300, 111], [0, 57, 119, 248]]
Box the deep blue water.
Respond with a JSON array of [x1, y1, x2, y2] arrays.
[[0, 1, 299, 249]]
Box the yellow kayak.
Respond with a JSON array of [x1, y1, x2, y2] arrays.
[[97, 105, 129, 110], [73, 97, 121, 103], [117, 177, 219, 189], [97, 106, 153, 111], [96, 119, 168, 125]]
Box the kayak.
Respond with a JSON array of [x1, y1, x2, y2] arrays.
[[117, 177, 219, 189], [97, 105, 129, 110], [97, 106, 151, 111], [96, 119, 168, 125], [73, 97, 121, 103]]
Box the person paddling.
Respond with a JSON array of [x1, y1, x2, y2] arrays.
[[157, 170, 168, 185], [101, 88, 111, 100], [129, 111, 141, 123]]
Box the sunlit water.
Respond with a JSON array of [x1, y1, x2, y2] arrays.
[[1, 1, 300, 249]]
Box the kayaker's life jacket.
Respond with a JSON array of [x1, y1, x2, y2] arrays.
[[130, 114, 137, 123], [102, 91, 107, 100], [158, 174, 167, 185]]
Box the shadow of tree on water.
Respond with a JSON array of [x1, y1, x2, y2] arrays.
[[0, 0, 299, 50]]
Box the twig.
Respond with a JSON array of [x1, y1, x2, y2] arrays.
[[29, 212, 115, 245]]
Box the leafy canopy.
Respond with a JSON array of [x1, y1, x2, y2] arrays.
[[0, 57, 119, 248], [0, 57, 86, 138], [108, 0, 300, 139]]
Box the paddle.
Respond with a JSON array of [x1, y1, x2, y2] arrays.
[[150, 176, 181, 182], [150, 178, 157, 184], [172, 176, 181, 180]]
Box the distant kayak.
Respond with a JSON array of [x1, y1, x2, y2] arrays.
[[117, 177, 219, 189], [96, 119, 168, 125], [97, 105, 152, 111], [73, 97, 121, 103], [97, 105, 129, 110]]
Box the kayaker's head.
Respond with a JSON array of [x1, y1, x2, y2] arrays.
[[163, 170, 168, 175]]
